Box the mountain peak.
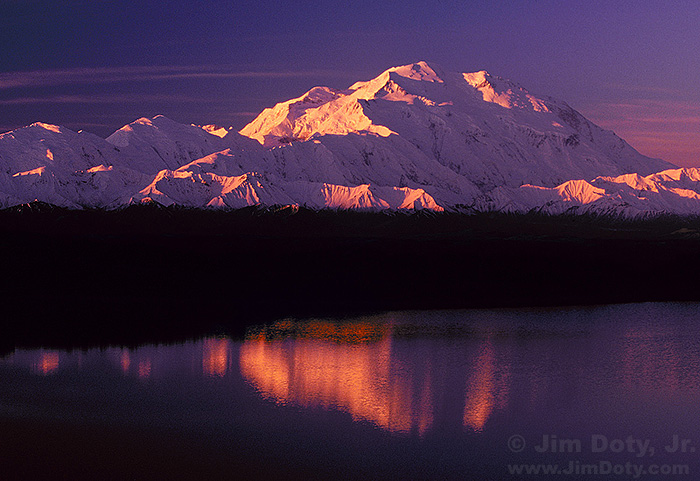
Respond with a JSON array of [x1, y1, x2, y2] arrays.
[[108, 115, 210, 147], [30, 122, 66, 134], [200, 124, 231, 138], [241, 61, 557, 147], [388, 61, 445, 83], [133, 115, 179, 127], [239, 61, 673, 196]]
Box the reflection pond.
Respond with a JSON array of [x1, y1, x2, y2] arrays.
[[3, 303, 700, 480]]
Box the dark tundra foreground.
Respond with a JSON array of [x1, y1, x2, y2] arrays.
[[2, 204, 700, 350]]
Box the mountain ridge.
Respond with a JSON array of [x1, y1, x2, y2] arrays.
[[0, 61, 695, 217]]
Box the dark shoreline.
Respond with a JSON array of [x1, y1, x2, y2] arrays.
[[3, 204, 700, 352]]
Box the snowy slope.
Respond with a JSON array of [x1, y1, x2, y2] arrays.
[[241, 61, 673, 199], [131, 166, 441, 211], [105, 115, 261, 174], [0, 122, 123, 174], [0, 118, 442, 211], [475, 168, 700, 217], [0, 122, 148, 208]]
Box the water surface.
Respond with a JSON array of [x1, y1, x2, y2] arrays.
[[2, 303, 700, 479]]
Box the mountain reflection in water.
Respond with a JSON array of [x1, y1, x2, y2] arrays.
[[239, 318, 511, 435], [4, 304, 700, 443], [34, 351, 60, 376]]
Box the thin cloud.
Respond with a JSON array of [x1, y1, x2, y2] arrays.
[[582, 98, 700, 128], [0, 93, 207, 105], [579, 97, 700, 166], [595, 117, 700, 128], [636, 117, 700, 125], [0, 65, 350, 90], [623, 132, 700, 161], [602, 83, 685, 96]]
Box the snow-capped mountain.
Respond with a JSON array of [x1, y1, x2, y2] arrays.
[[475, 168, 700, 217], [0, 114, 441, 211], [0, 61, 696, 216], [241, 61, 671, 191]]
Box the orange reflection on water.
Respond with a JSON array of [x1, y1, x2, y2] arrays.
[[203, 337, 230, 377], [34, 351, 59, 375], [120, 350, 131, 374], [463, 340, 510, 432], [138, 358, 152, 379], [463, 341, 495, 431], [239, 320, 434, 435]]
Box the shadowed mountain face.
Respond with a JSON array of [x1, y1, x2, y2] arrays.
[[2, 61, 696, 216]]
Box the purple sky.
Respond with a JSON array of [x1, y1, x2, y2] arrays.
[[1, 0, 698, 167]]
